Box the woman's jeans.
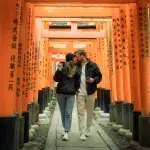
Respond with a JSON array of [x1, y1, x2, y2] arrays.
[[57, 94, 75, 132]]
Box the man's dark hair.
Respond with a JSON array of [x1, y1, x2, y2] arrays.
[[74, 49, 86, 57]]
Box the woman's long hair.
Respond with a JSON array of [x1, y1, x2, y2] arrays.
[[66, 60, 76, 78]]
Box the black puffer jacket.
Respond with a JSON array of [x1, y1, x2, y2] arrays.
[[53, 67, 80, 95], [76, 59, 102, 95]]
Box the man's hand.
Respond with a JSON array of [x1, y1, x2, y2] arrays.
[[87, 78, 95, 83]]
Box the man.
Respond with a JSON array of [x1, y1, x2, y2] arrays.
[[74, 49, 102, 141]]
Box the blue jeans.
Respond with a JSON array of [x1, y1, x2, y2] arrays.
[[57, 94, 75, 132]]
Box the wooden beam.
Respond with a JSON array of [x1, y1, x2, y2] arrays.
[[27, 0, 137, 4], [49, 38, 96, 42], [34, 6, 119, 17], [42, 29, 106, 38], [33, 3, 120, 8], [42, 18, 112, 22]]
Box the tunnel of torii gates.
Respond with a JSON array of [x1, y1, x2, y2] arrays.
[[0, 0, 150, 149]]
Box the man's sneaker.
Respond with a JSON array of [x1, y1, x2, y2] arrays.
[[63, 132, 68, 141], [85, 129, 90, 137], [80, 133, 86, 141]]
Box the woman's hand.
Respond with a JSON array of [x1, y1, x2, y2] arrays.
[[57, 63, 63, 71]]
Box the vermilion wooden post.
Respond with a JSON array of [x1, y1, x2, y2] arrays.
[[99, 22, 111, 113], [127, 2, 142, 142], [42, 39, 46, 88], [120, 4, 131, 103], [22, 5, 30, 131], [112, 16, 124, 102], [49, 52, 52, 87], [31, 5, 37, 102], [102, 21, 110, 92], [118, 4, 132, 130], [129, 3, 141, 112], [103, 27, 111, 113], [43, 38, 49, 87], [28, 3, 34, 103], [137, 0, 150, 116], [104, 36, 110, 91], [34, 18, 44, 122], [95, 22, 105, 110], [31, 10, 35, 103], [35, 18, 42, 98], [39, 38, 44, 89], [16, 0, 25, 115], [23, 2, 31, 107], [0, 0, 20, 116], [107, 21, 117, 122], [96, 24, 102, 87], [96, 38, 102, 88], [99, 23, 106, 90], [112, 15, 124, 125], [47, 52, 51, 87], [0, 1, 21, 149], [107, 21, 117, 103], [23, 2, 35, 128], [42, 38, 46, 88], [137, 0, 150, 146], [86, 43, 96, 63], [30, 4, 38, 125]]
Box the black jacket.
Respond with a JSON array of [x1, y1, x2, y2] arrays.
[[53, 67, 80, 95], [76, 59, 102, 95]]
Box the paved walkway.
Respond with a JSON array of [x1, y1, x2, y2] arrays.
[[44, 102, 119, 150]]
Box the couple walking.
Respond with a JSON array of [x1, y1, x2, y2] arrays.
[[53, 49, 102, 141]]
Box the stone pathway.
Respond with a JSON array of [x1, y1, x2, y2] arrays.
[[44, 102, 119, 150]]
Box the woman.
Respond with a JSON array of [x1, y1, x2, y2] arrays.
[[53, 53, 79, 141]]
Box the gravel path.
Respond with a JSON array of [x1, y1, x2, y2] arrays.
[[93, 111, 132, 150], [99, 122, 131, 150], [20, 101, 56, 150]]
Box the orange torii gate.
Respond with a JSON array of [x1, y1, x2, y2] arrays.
[[1, 0, 150, 150]]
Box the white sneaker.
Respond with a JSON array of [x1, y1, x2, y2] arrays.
[[63, 132, 68, 141], [61, 132, 65, 136], [85, 129, 90, 137], [80, 133, 86, 141]]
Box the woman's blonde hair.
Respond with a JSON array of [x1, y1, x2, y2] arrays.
[[66, 60, 76, 78]]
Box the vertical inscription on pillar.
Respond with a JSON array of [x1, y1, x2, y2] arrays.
[[30, 34, 33, 91], [130, 7, 137, 69], [120, 8, 129, 66], [8, 55, 16, 91], [138, 4, 150, 58], [22, 54, 26, 97], [113, 18, 122, 70], [25, 6, 31, 97], [8, 0, 20, 91], [16, 42, 22, 97], [108, 36, 113, 75]]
